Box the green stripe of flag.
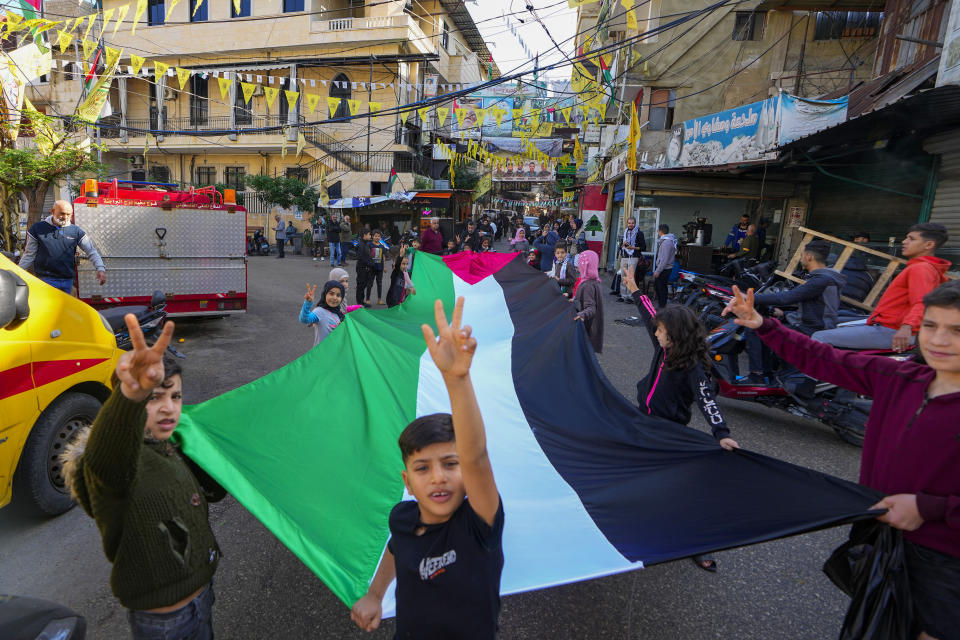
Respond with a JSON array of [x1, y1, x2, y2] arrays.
[[175, 252, 456, 605]]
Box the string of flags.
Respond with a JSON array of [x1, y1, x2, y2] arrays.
[[492, 195, 575, 208], [434, 138, 575, 172]]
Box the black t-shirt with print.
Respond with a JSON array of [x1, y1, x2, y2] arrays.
[[388, 497, 505, 639]]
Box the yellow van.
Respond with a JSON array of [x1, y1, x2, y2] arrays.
[[0, 253, 120, 515]]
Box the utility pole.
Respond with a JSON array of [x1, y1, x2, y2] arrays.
[[366, 55, 373, 173]]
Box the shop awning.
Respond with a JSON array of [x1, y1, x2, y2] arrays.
[[323, 191, 454, 210]]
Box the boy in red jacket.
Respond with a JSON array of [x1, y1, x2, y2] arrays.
[[725, 281, 960, 640], [812, 223, 950, 351]]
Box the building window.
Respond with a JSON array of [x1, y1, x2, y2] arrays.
[[191, 0, 207, 21], [286, 167, 308, 182], [733, 11, 763, 41], [224, 166, 247, 191], [393, 152, 413, 173], [283, 0, 303, 11], [150, 166, 171, 183], [189, 74, 208, 126], [279, 82, 297, 121], [234, 84, 253, 125], [231, 0, 251, 18], [148, 0, 165, 25], [196, 166, 216, 185], [330, 72, 351, 118], [814, 11, 882, 40], [370, 181, 389, 196], [131, 169, 147, 182], [648, 89, 675, 131], [440, 20, 450, 50]]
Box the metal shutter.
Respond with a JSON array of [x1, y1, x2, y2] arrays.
[[924, 130, 960, 268]]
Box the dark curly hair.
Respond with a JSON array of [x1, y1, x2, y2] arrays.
[[656, 304, 713, 372]]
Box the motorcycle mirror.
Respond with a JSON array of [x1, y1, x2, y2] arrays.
[[0, 269, 29, 328]]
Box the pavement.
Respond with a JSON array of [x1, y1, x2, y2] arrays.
[[0, 245, 865, 639]]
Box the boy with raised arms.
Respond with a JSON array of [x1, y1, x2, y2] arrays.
[[351, 297, 504, 639]]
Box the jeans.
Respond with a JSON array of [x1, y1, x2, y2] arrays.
[[276, 237, 285, 258], [340, 242, 351, 262], [329, 241, 342, 265], [40, 276, 73, 294], [744, 329, 778, 375], [127, 583, 214, 640], [811, 323, 912, 350], [654, 269, 671, 307]]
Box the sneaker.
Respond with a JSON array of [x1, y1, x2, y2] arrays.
[[378, 299, 384, 305]]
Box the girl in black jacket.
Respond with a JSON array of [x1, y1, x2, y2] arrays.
[[623, 267, 740, 572]]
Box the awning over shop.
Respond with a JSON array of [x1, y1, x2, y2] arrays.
[[322, 191, 456, 211]]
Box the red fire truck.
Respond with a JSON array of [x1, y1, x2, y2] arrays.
[[73, 180, 247, 316]]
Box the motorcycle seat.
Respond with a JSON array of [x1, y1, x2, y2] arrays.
[[100, 305, 149, 332]]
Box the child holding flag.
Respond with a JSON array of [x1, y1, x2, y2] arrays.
[[351, 298, 504, 638]]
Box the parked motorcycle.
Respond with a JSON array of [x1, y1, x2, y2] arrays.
[[98, 291, 171, 352], [707, 317, 913, 446]]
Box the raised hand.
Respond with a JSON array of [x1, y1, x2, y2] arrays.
[[621, 266, 639, 294], [116, 314, 175, 402], [721, 286, 763, 329], [304, 283, 317, 302], [422, 297, 476, 380]]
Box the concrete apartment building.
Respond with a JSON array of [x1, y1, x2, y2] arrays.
[[41, 0, 493, 207]]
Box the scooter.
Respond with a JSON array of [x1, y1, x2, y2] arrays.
[[707, 317, 913, 446], [98, 291, 183, 357]]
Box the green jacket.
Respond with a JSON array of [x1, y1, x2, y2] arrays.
[[64, 389, 225, 610], [733, 234, 761, 259]]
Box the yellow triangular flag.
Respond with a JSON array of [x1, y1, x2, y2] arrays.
[[625, 8, 637, 30], [82, 38, 96, 60], [596, 100, 608, 120], [166, 0, 181, 20], [296, 131, 305, 159], [131, 0, 147, 35], [176, 67, 191, 90], [368, 101, 381, 121], [417, 106, 430, 123], [326, 96, 341, 117], [347, 99, 360, 116], [233, 0, 241, 16], [241, 82, 256, 104], [154, 61, 169, 79], [399, 109, 410, 125], [473, 108, 487, 128], [305, 93, 320, 114], [436, 106, 448, 126], [192, 0, 205, 17], [455, 107, 466, 129], [511, 108, 524, 124], [105, 46, 122, 69], [82, 13, 96, 41], [627, 102, 640, 171], [56, 30, 74, 54], [493, 108, 504, 128], [574, 138, 584, 165], [218, 76, 232, 99], [561, 106, 572, 124], [284, 90, 299, 111], [130, 54, 145, 75], [264, 86, 278, 108], [101, 7, 115, 31], [113, 4, 129, 35]]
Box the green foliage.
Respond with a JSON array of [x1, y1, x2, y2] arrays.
[[451, 165, 480, 191], [245, 175, 317, 214], [0, 146, 103, 195], [413, 174, 433, 190]]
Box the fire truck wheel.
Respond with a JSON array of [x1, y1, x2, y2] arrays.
[[14, 392, 102, 516]]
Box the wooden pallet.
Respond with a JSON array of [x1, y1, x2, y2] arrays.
[[775, 227, 908, 312]]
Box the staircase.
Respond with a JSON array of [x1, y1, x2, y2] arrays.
[[302, 126, 367, 172]]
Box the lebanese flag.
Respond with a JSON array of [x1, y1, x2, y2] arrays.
[[176, 252, 878, 615]]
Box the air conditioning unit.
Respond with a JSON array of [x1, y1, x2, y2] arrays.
[[163, 87, 176, 101]]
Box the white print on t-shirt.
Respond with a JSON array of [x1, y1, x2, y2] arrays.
[[419, 550, 457, 580], [698, 380, 724, 426]]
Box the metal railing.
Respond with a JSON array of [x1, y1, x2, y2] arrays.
[[104, 115, 292, 136]]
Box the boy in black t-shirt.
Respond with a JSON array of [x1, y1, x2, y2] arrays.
[[351, 297, 504, 639]]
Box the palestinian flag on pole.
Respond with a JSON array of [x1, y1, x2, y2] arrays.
[[175, 252, 879, 615], [386, 167, 397, 193]]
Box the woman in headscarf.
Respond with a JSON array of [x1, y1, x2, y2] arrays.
[[299, 280, 346, 347], [572, 250, 605, 353], [509, 228, 530, 253]]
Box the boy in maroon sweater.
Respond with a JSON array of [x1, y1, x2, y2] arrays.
[[724, 281, 960, 640]]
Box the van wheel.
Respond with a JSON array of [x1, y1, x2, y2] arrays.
[[14, 392, 102, 515]]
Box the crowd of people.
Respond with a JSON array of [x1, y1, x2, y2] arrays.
[[48, 205, 958, 640]]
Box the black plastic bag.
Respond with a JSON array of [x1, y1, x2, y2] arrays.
[[823, 521, 914, 640]]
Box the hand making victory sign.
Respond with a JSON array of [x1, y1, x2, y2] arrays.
[[304, 283, 317, 303], [116, 314, 175, 403], [422, 297, 477, 380]]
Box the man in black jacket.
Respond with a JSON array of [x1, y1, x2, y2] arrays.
[[742, 240, 846, 382], [354, 229, 376, 307], [457, 219, 482, 252]]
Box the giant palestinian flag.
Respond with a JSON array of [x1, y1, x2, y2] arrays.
[[176, 252, 879, 615]]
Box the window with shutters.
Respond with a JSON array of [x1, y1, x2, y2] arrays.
[[224, 166, 246, 191], [148, 0, 165, 25], [283, 0, 304, 11], [150, 166, 171, 183], [196, 166, 216, 185], [191, 0, 207, 21], [330, 73, 351, 119], [440, 20, 450, 51], [189, 75, 208, 126], [732, 11, 764, 41], [814, 11, 882, 40], [231, 0, 251, 18], [648, 89, 675, 130], [234, 84, 253, 125]]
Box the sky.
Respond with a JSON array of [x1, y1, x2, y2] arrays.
[[466, 0, 579, 82]]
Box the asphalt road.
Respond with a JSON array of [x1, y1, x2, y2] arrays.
[[0, 244, 865, 639]]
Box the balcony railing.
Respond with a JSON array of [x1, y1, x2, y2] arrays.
[[104, 115, 293, 137]]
